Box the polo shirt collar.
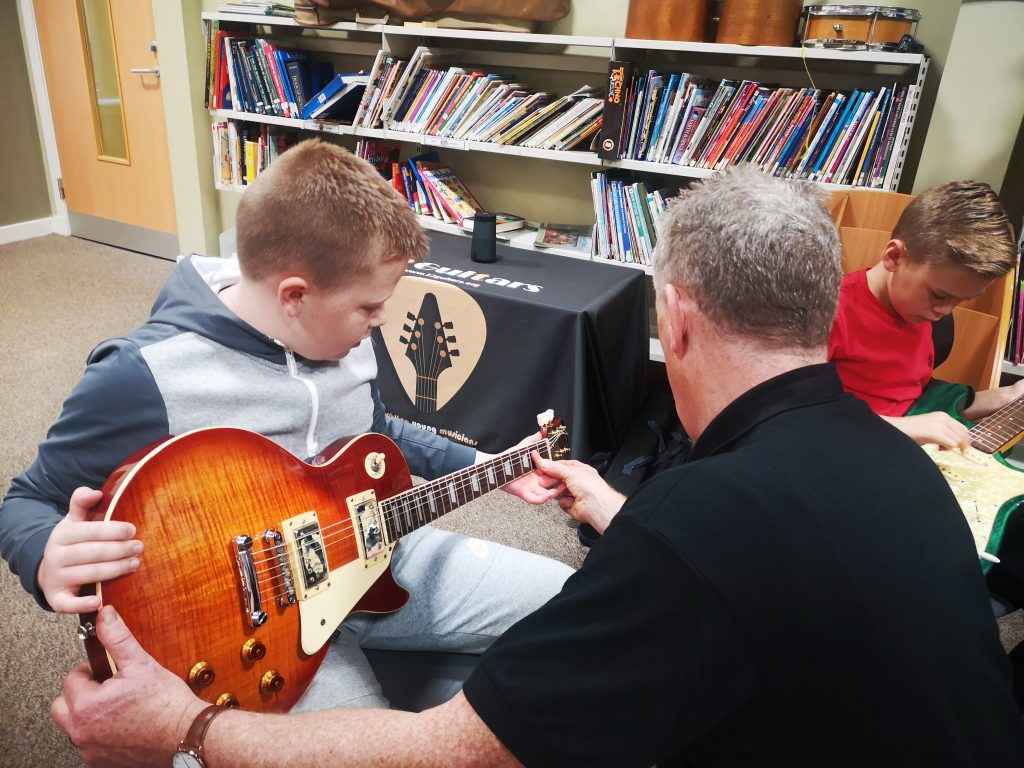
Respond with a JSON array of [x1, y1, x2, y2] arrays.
[[689, 363, 845, 461]]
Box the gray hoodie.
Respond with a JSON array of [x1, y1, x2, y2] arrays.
[[0, 255, 474, 609]]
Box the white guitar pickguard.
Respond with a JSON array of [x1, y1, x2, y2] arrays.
[[297, 542, 396, 655], [924, 444, 1024, 551]]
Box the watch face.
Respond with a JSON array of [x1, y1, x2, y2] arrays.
[[172, 752, 204, 768]]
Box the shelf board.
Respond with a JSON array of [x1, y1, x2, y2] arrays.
[[201, 12, 924, 67], [210, 184, 650, 274], [201, 11, 612, 47], [212, 109, 881, 191], [1002, 360, 1024, 377], [612, 36, 926, 66]]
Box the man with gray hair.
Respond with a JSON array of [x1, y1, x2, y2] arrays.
[[51, 167, 1023, 767]]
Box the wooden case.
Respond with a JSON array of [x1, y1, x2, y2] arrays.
[[716, 0, 803, 46], [625, 0, 708, 42]]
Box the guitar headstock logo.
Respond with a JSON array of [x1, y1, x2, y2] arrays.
[[400, 293, 461, 413], [382, 277, 486, 413]]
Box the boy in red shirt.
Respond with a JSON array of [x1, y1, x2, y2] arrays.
[[829, 181, 1020, 449]]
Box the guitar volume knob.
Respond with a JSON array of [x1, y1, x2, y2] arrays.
[[188, 661, 215, 689], [260, 670, 285, 695], [241, 638, 266, 662]]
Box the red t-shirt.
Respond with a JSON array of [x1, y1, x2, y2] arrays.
[[828, 270, 934, 416]]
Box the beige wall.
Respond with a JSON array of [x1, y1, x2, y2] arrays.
[[175, 0, 1023, 250], [914, 1, 1024, 194], [1, 0, 51, 227]]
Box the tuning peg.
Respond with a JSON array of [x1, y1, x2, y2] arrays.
[[446, 335, 457, 343], [406, 312, 416, 321], [402, 323, 413, 333], [399, 336, 409, 345], [449, 350, 460, 357], [443, 321, 454, 329]]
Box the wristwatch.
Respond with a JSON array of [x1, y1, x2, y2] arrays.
[[172, 704, 228, 768]]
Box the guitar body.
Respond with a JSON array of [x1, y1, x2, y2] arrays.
[[923, 444, 1024, 552], [86, 428, 413, 713]]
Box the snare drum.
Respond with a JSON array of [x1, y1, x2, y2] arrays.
[[867, 6, 920, 48], [802, 5, 921, 50]]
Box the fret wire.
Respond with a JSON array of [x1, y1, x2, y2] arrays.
[[376, 438, 555, 537]]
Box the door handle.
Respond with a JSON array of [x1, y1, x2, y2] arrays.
[[129, 67, 160, 78]]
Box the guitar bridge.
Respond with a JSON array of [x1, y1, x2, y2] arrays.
[[263, 529, 295, 607], [281, 511, 330, 602], [234, 535, 267, 628]]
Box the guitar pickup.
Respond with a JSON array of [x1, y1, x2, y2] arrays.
[[281, 511, 330, 602], [346, 490, 388, 564]]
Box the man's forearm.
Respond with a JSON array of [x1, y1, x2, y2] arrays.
[[202, 693, 517, 768]]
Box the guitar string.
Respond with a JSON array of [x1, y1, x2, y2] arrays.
[[246, 444, 548, 589], [250, 441, 558, 592], [248, 438, 551, 563], [971, 406, 1024, 439], [246, 439, 553, 571], [969, 399, 1024, 443]]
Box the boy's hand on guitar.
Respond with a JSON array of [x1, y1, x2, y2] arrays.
[[38, 486, 143, 613], [51, 604, 207, 768], [530, 454, 625, 535], [885, 412, 972, 452], [478, 432, 566, 505]]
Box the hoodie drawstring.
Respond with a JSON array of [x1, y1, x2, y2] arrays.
[[284, 348, 320, 458]]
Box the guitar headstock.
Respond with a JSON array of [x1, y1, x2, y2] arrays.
[[399, 293, 459, 377], [537, 410, 570, 460]]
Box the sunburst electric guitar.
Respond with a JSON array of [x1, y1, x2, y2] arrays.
[[922, 395, 1024, 553], [77, 414, 568, 713]]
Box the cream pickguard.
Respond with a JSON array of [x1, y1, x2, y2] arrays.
[[922, 444, 1024, 552]]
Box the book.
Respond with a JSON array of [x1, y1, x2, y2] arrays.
[[534, 223, 593, 253], [219, 2, 295, 16], [355, 140, 400, 179], [301, 73, 368, 121], [462, 213, 526, 233], [597, 60, 634, 160]]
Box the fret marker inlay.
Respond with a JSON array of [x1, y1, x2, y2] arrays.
[[471, 475, 480, 493], [487, 466, 497, 484], [504, 460, 513, 476], [448, 483, 457, 504]]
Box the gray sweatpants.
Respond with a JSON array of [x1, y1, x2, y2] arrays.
[[292, 525, 574, 712]]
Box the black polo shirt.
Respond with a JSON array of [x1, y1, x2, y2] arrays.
[[463, 363, 1023, 767]]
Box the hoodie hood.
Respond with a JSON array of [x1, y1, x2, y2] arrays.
[[146, 255, 285, 361]]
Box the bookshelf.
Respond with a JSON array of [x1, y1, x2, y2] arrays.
[[202, 11, 931, 362]]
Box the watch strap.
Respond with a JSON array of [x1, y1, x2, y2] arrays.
[[178, 704, 228, 764]]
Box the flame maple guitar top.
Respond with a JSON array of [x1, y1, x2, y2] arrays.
[[90, 428, 413, 713], [922, 444, 1024, 552]]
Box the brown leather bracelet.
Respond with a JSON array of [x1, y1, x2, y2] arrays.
[[175, 704, 228, 767]]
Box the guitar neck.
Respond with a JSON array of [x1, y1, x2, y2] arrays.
[[970, 394, 1024, 454], [414, 375, 437, 414], [380, 439, 552, 541]]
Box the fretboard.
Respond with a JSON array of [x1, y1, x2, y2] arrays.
[[381, 439, 552, 541], [970, 395, 1024, 454]]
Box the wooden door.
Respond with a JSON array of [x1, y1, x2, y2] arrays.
[[34, 0, 177, 257]]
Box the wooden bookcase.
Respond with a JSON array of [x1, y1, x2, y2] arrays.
[[201, 11, 931, 362]]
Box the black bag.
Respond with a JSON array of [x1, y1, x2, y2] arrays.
[[579, 365, 691, 548]]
